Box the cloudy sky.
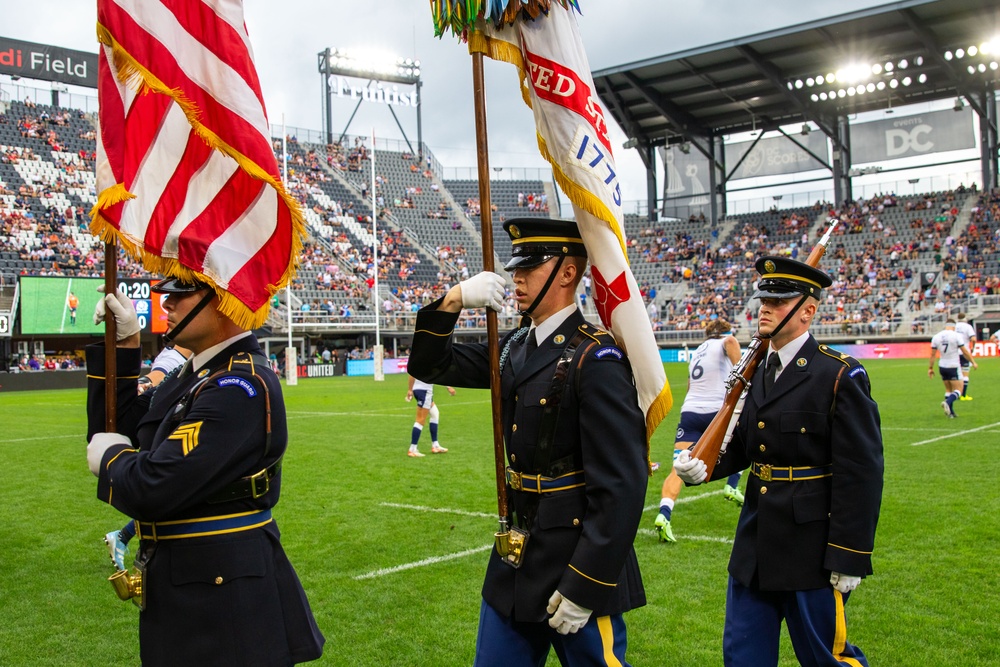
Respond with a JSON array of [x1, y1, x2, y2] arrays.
[[3, 0, 892, 204]]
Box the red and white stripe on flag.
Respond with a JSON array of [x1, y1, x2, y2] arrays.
[[470, 5, 673, 440], [92, 0, 303, 329]]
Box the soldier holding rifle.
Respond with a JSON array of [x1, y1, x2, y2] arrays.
[[676, 256, 884, 667], [409, 219, 648, 666]]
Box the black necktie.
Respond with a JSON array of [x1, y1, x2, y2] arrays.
[[525, 329, 538, 356], [764, 351, 781, 394]]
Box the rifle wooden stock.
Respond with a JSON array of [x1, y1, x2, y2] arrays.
[[688, 219, 839, 480], [689, 337, 766, 479]]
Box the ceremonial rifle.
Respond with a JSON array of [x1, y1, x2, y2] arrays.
[[689, 219, 839, 478]]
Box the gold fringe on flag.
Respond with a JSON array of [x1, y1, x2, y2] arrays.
[[93, 23, 306, 330]]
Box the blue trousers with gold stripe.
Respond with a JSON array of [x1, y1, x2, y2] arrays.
[[724, 576, 869, 667], [474, 599, 631, 667]]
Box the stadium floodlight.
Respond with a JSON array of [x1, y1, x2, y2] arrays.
[[320, 47, 421, 85], [967, 45, 978, 57]]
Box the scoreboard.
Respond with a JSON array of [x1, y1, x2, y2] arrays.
[[17, 276, 168, 335], [116, 279, 169, 334]]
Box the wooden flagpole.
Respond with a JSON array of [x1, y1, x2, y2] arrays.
[[471, 52, 510, 533], [103, 242, 118, 431]]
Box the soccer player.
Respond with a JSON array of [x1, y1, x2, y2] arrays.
[[954, 313, 977, 400], [405, 376, 455, 457], [930, 319, 977, 417], [67, 292, 79, 326], [654, 318, 743, 543]]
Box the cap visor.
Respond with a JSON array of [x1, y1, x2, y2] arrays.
[[503, 255, 550, 271], [752, 288, 803, 300], [151, 278, 209, 294]]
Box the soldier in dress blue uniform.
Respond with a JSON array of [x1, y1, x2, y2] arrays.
[[87, 278, 324, 667], [408, 218, 648, 666], [676, 256, 884, 667]]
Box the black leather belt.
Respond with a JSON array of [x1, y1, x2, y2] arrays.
[[207, 459, 282, 503]]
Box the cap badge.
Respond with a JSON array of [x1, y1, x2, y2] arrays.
[[554, 334, 566, 345], [796, 358, 807, 367], [764, 260, 776, 274], [509, 225, 522, 239]]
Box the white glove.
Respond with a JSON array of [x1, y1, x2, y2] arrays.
[[830, 571, 862, 593], [674, 449, 708, 485], [459, 271, 506, 311], [87, 432, 132, 476], [93, 286, 141, 340], [546, 590, 592, 635]]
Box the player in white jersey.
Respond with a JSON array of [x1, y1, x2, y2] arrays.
[[406, 376, 455, 457], [955, 313, 977, 400], [929, 320, 977, 418], [654, 319, 743, 543]]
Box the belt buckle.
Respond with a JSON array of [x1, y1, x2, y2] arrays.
[[249, 469, 270, 499], [507, 469, 523, 491], [758, 464, 772, 482]]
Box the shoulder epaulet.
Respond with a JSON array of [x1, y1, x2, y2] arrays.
[[818, 344, 856, 367], [578, 322, 616, 344]]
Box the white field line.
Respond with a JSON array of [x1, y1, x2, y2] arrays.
[[636, 528, 732, 544], [1, 434, 80, 443], [358, 495, 733, 580], [352, 545, 493, 580], [287, 400, 489, 419], [643, 488, 724, 512], [379, 502, 496, 519], [910, 420, 1000, 446]]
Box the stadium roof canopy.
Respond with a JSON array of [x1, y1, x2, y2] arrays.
[[594, 0, 1000, 152]]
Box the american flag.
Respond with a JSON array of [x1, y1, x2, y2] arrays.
[[468, 4, 673, 440], [92, 0, 303, 329]]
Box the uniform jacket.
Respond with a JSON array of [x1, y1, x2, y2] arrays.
[[409, 303, 648, 622], [86, 336, 324, 667], [712, 335, 884, 591]]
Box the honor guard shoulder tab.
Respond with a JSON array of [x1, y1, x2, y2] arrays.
[[818, 344, 854, 367], [578, 322, 617, 345]]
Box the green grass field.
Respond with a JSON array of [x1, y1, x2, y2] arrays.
[[2, 359, 999, 665]]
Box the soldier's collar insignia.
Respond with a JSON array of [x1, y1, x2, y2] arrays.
[[197, 369, 209, 378], [763, 259, 776, 274], [554, 334, 565, 345], [796, 357, 807, 367], [509, 225, 522, 239]]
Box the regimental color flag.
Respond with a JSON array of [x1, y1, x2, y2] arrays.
[[92, 0, 304, 329], [433, 1, 673, 440]]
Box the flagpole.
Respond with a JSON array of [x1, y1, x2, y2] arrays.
[[282, 116, 297, 385], [371, 129, 384, 381], [471, 52, 510, 537], [103, 242, 117, 431]]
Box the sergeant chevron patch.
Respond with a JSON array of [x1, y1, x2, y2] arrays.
[[168, 421, 203, 456]]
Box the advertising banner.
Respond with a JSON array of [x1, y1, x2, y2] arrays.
[[850, 108, 976, 164], [725, 132, 829, 180], [0, 36, 98, 88]]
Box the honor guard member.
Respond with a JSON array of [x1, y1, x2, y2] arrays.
[[676, 256, 884, 667], [408, 219, 648, 666], [87, 278, 325, 666]]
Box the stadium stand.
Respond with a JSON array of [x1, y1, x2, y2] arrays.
[[1, 98, 997, 344]]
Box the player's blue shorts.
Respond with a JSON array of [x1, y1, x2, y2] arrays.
[[959, 357, 971, 369], [673, 411, 713, 460], [412, 388, 433, 409], [939, 367, 960, 381]]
